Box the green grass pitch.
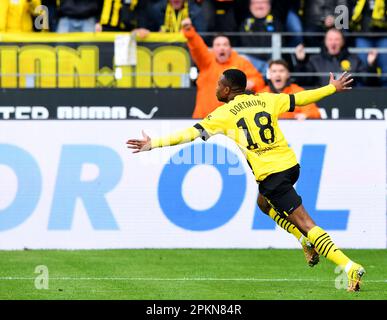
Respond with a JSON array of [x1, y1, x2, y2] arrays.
[[0, 249, 386, 300]]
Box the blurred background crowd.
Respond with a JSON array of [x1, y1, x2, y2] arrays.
[[0, 0, 386, 118]]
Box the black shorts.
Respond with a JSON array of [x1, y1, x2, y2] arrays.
[[258, 164, 302, 218]]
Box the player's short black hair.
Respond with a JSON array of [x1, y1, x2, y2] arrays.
[[222, 69, 247, 91]]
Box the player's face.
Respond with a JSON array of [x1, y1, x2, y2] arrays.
[[169, 0, 184, 10], [216, 76, 230, 102], [325, 30, 344, 56], [213, 37, 232, 64], [250, 0, 271, 19], [269, 64, 290, 91]]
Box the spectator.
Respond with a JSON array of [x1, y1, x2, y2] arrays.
[[147, 0, 205, 32], [234, 0, 251, 27], [294, 28, 379, 87], [261, 59, 321, 119], [0, 0, 45, 32], [42, 0, 58, 31], [272, 0, 303, 47], [239, 0, 283, 75], [181, 17, 265, 118], [56, 0, 103, 33], [201, 0, 238, 33], [302, 0, 348, 46], [350, 0, 387, 86], [96, 0, 148, 33]]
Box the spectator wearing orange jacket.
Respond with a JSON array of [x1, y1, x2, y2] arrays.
[[261, 59, 321, 120], [181, 17, 265, 119]]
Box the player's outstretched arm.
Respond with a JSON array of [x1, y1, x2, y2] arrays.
[[294, 72, 353, 106], [126, 127, 201, 153]]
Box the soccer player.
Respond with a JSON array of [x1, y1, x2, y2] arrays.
[[126, 69, 365, 292]]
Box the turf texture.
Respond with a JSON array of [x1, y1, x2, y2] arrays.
[[0, 249, 386, 300]]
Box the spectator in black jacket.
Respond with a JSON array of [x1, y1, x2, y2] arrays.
[[294, 28, 379, 87], [302, 0, 349, 46], [147, 0, 205, 32], [56, 0, 103, 32], [239, 0, 283, 74]]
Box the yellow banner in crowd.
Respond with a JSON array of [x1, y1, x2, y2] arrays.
[[0, 32, 190, 88]]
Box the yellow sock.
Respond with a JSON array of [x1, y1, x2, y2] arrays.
[[307, 226, 351, 268], [268, 208, 303, 241]]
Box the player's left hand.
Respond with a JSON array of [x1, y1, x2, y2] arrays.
[[329, 72, 353, 92], [126, 130, 152, 153]]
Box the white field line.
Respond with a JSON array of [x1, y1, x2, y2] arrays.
[[0, 277, 386, 283]]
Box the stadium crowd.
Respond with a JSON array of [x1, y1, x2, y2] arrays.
[[0, 0, 386, 118]]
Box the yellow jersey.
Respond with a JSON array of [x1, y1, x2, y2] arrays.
[[194, 92, 298, 181], [151, 84, 336, 182]]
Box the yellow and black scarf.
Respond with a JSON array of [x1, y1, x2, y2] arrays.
[[161, 1, 189, 33], [351, 0, 386, 29]]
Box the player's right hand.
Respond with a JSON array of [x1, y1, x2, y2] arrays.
[[329, 72, 354, 92], [126, 130, 152, 153]]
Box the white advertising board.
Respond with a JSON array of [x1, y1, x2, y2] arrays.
[[0, 120, 385, 249]]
